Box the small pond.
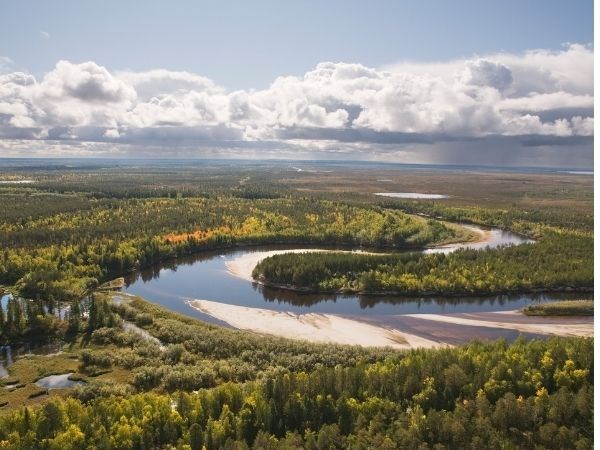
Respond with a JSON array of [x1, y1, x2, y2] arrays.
[[374, 192, 449, 199], [35, 373, 84, 390]]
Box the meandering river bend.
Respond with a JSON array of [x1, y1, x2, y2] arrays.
[[122, 224, 550, 319]]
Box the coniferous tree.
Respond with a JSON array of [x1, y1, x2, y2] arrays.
[[68, 299, 81, 335], [189, 423, 203, 450]]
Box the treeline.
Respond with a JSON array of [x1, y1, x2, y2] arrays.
[[1, 174, 592, 304], [0, 196, 457, 302], [253, 231, 593, 295], [0, 337, 592, 449]]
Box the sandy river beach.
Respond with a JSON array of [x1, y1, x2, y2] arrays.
[[188, 299, 446, 349]]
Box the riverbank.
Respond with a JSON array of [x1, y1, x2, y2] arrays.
[[187, 299, 446, 349]]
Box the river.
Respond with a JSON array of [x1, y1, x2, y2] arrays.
[[117, 224, 593, 347]]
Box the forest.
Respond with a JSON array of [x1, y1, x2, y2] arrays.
[[0, 293, 594, 449], [0, 162, 594, 449]]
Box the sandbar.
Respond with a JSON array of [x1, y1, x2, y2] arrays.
[[188, 299, 446, 349], [404, 312, 593, 337]]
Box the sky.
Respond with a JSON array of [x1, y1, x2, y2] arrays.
[[0, 0, 594, 167]]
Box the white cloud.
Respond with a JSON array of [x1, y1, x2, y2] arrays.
[[495, 43, 593, 96], [103, 128, 120, 139], [117, 69, 222, 100], [498, 92, 593, 112], [0, 44, 592, 160], [41, 60, 135, 103], [40, 31, 51, 40], [29, 60, 136, 128], [570, 116, 594, 136]]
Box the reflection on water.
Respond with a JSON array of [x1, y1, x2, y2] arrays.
[[0, 346, 12, 378], [0, 295, 87, 377], [35, 373, 84, 390], [1, 291, 66, 377], [122, 227, 578, 320], [0, 293, 10, 310], [0, 293, 84, 321], [255, 283, 569, 311]]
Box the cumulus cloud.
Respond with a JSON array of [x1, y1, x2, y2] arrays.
[[0, 44, 593, 164], [39, 31, 51, 40], [42, 61, 135, 103]]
